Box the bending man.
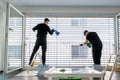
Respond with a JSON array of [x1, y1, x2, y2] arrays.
[[81, 30, 103, 65]]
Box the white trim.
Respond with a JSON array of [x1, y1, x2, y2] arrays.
[[9, 4, 24, 16], [22, 16, 26, 67], [115, 13, 120, 62], [114, 16, 117, 54], [5, 67, 22, 73], [4, 2, 10, 74], [24, 13, 116, 17], [4, 2, 24, 74], [17, 6, 120, 17]]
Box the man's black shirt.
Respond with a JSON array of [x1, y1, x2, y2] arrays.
[[32, 23, 53, 38], [86, 32, 102, 47]]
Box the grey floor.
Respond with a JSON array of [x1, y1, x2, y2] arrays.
[[0, 70, 120, 80]]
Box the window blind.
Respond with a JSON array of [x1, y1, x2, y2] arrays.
[[25, 17, 114, 66]]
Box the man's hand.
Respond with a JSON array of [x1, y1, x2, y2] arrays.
[[33, 30, 35, 32], [51, 29, 55, 32], [80, 44, 83, 46], [51, 29, 60, 36], [55, 31, 60, 36]]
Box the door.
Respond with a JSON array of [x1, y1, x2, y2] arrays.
[[4, 3, 25, 73]]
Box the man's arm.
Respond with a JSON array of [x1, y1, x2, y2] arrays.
[[83, 34, 89, 45], [46, 26, 53, 35], [80, 40, 89, 46], [83, 40, 89, 45], [32, 24, 39, 31]]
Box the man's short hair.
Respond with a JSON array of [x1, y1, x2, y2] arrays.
[[84, 30, 88, 35], [44, 18, 50, 22]]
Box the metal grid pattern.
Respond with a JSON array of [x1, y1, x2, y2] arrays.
[[25, 17, 114, 66]]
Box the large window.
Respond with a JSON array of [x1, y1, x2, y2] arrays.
[[25, 17, 114, 66]]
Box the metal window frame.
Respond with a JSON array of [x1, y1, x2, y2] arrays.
[[115, 13, 120, 61], [4, 2, 25, 74]]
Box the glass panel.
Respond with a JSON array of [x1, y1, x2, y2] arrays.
[[6, 3, 24, 73]]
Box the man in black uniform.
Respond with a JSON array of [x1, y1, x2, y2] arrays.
[[81, 30, 102, 65], [29, 18, 54, 66]]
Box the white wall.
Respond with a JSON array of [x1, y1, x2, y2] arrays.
[[0, 0, 6, 71]]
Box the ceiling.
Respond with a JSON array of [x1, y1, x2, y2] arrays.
[[7, 0, 120, 7], [6, 0, 120, 17]]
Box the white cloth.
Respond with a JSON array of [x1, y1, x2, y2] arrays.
[[38, 65, 50, 76]]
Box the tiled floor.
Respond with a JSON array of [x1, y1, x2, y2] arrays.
[[0, 70, 120, 80]]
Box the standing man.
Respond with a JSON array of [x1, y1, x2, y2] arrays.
[[29, 18, 54, 66], [81, 30, 103, 65]]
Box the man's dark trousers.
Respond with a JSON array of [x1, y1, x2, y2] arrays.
[[92, 45, 102, 65], [29, 37, 47, 65]]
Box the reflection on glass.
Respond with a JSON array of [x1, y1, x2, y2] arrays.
[[118, 15, 120, 62], [118, 16, 120, 44], [7, 6, 23, 70]]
